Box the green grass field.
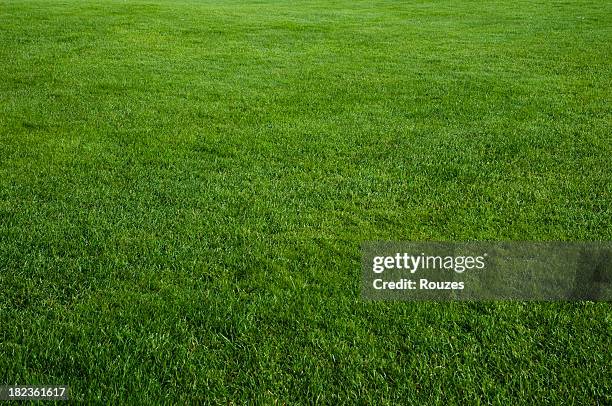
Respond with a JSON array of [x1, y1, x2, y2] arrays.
[[1, 0, 611, 403]]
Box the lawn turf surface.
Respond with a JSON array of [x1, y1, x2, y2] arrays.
[[0, 0, 611, 403]]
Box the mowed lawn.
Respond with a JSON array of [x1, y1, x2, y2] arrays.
[[0, 0, 610, 403]]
